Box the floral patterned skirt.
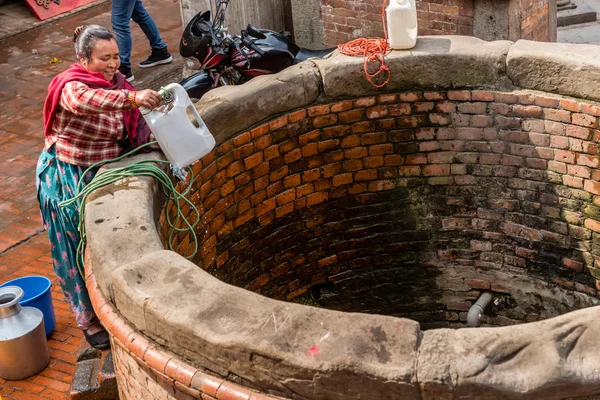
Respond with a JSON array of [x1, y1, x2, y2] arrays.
[[36, 147, 98, 329]]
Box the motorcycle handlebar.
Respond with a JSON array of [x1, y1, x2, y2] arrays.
[[241, 33, 264, 56], [248, 41, 265, 56]]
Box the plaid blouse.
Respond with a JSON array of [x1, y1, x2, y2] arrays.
[[45, 81, 133, 167]]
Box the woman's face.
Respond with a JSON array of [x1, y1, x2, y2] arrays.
[[81, 39, 120, 81]]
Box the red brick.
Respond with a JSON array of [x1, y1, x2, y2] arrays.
[[563, 257, 584, 272], [333, 173, 353, 187], [233, 132, 251, 147], [554, 150, 575, 164], [494, 92, 518, 104], [566, 125, 591, 140], [283, 148, 302, 164], [535, 95, 560, 108], [366, 105, 388, 119], [313, 114, 338, 128], [447, 90, 470, 101], [567, 165, 591, 179], [351, 121, 375, 134], [423, 165, 450, 176], [581, 103, 600, 116], [584, 180, 600, 195], [345, 147, 369, 159], [368, 180, 396, 192], [255, 198, 276, 217], [423, 91, 446, 101], [297, 130, 319, 146], [435, 101, 456, 113], [398, 92, 421, 102], [457, 102, 487, 114], [369, 144, 393, 156], [377, 94, 397, 104], [339, 109, 364, 123], [471, 90, 494, 101], [306, 192, 329, 206], [354, 96, 377, 107], [287, 110, 307, 123], [559, 99, 580, 112], [466, 278, 491, 289], [573, 113, 599, 128], [308, 104, 331, 117], [513, 105, 542, 118], [296, 183, 314, 198], [578, 154, 600, 168], [330, 100, 353, 112], [269, 115, 288, 130], [388, 103, 411, 117], [544, 108, 571, 123], [302, 168, 321, 183], [563, 175, 584, 188], [244, 153, 263, 170], [343, 159, 364, 172], [429, 113, 452, 126], [355, 169, 378, 181]]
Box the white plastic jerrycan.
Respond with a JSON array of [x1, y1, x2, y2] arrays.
[[142, 83, 216, 169], [386, 0, 418, 50]]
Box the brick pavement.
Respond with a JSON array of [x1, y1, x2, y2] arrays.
[[0, 0, 182, 397]]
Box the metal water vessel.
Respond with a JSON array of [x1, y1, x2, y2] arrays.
[[0, 286, 50, 380]]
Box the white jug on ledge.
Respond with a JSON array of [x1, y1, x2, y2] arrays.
[[386, 0, 418, 50], [142, 83, 216, 169]]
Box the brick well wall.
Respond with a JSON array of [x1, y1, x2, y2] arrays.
[[161, 89, 600, 329]]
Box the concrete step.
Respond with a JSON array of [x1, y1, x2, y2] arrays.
[[558, 0, 598, 27], [70, 340, 118, 400]]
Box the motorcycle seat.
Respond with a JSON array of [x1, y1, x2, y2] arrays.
[[293, 48, 335, 64]]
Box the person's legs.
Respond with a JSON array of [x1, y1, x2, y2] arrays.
[[37, 149, 109, 349], [131, 0, 166, 50], [131, 0, 173, 68], [111, 0, 136, 68]]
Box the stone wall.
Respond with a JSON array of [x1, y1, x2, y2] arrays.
[[84, 37, 600, 399]]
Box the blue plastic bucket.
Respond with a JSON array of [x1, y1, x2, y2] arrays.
[[0, 276, 56, 336]]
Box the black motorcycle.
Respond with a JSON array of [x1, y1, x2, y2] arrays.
[[179, 0, 334, 99]]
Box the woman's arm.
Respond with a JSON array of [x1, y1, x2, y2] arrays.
[[59, 81, 130, 115]]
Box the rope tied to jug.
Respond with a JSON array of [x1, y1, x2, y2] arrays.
[[337, 0, 391, 88]]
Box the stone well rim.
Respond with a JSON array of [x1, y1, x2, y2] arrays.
[[85, 36, 600, 399]]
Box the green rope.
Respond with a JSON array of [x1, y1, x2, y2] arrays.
[[58, 142, 201, 277]]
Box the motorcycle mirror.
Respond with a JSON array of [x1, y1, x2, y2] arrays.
[[246, 24, 266, 40]]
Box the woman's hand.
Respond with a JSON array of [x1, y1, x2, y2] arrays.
[[134, 89, 162, 109]]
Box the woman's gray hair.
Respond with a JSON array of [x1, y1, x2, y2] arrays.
[[73, 25, 116, 61]]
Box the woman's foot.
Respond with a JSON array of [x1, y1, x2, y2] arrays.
[[83, 325, 110, 349]]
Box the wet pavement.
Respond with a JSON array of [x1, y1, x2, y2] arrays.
[[0, 0, 182, 397]]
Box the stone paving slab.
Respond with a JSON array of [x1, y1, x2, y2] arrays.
[[0, 0, 183, 396]]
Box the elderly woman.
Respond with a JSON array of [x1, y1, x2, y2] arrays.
[[38, 25, 162, 349]]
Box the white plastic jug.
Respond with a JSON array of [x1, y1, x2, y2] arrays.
[[386, 0, 418, 50], [142, 83, 216, 169]]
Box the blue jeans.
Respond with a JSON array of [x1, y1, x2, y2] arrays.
[[111, 0, 167, 67]]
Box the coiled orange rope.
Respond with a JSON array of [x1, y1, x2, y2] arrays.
[[337, 0, 391, 88]]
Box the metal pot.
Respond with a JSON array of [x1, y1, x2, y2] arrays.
[[0, 286, 50, 380]]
